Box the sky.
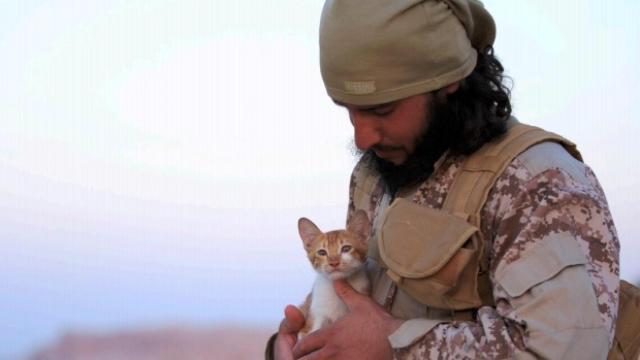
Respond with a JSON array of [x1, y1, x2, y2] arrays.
[[1, 1, 639, 358]]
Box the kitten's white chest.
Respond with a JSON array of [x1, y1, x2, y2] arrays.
[[308, 269, 369, 333]]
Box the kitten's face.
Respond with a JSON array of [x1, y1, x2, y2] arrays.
[[298, 210, 370, 280]]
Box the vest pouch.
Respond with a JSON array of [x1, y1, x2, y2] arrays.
[[378, 198, 484, 310]]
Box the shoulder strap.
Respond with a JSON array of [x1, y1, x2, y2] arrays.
[[442, 120, 582, 306], [443, 120, 581, 226]]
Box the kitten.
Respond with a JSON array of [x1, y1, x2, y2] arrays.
[[296, 210, 371, 339]]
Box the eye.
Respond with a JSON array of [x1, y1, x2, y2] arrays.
[[317, 249, 327, 256], [341, 245, 352, 253]]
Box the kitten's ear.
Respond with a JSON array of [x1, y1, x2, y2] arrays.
[[347, 210, 370, 241], [298, 217, 321, 250]]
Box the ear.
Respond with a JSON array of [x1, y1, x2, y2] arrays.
[[298, 217, 322, 250], [347, 210, 370, 242], [442, 81, 460, 94], [434, 81, 460, 102]]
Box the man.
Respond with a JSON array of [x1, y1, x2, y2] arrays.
[[268, 0, 620, 359]]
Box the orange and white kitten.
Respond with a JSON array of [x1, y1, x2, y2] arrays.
[[296, 210, 371, 339]]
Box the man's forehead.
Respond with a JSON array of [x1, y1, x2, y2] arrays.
[[332, 99, 398, 109]]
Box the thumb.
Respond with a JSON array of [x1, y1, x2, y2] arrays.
[[333, 279, 367, 311], [282, 304, 305, 333]]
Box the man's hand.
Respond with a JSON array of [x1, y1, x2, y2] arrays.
[[292, 280, 403, 360], [274, 305, 306, 360]]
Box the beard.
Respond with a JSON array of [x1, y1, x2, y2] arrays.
[[357, 97, 454, 196]]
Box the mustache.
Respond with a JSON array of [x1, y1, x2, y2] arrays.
[[372, 144, 403, 152], [352, 97, 452, 195], [349, 140, 402, 155]]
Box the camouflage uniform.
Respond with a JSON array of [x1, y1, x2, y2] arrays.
[[348, 142, 620, 359]]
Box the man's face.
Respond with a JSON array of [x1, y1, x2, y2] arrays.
[[335, 89, 458, 195], [336, 93, 433, 165]]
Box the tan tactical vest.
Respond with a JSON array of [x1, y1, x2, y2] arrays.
[[352, 121, 640, 359]]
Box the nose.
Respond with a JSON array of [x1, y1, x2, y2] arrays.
[[329, 258, 340, 267], [350, 111, 382, 151]]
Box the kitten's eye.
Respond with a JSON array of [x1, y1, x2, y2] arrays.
[[317, 249, 327, 256], [341, 245, 352, 253]]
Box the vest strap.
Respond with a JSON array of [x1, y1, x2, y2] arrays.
[[442, 119, 582, 307]]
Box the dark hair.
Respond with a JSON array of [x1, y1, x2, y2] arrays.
[[364, 47, 513, 195], [441, 46, 512, 155]]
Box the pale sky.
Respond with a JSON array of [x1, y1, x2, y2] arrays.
[[1, 1, 638, 357]]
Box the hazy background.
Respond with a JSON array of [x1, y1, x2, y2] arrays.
[[1, 1, 638, 358]]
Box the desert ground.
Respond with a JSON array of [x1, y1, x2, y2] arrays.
[[28, 326, 274, 360]]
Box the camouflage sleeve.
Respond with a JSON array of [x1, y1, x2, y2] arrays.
[[392, 146, 620, 359]]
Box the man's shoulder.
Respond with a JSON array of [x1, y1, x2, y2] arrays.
[[481, 119, 589, 188], [484, 137, 601, 221], [514, 141, 589, 185]]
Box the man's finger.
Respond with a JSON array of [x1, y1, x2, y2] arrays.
[[292, 328, 328, 359], [333, 279, 366, 311], [298, 349, 326, 360], [280, 305, 305, 334]]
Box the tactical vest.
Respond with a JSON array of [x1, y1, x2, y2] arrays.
[[352, 121, 640, 359]]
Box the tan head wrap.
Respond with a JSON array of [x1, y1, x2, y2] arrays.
[[319, 0, 496, 105]]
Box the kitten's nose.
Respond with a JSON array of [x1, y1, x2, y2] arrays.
[[329, 259, 340, 267]]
